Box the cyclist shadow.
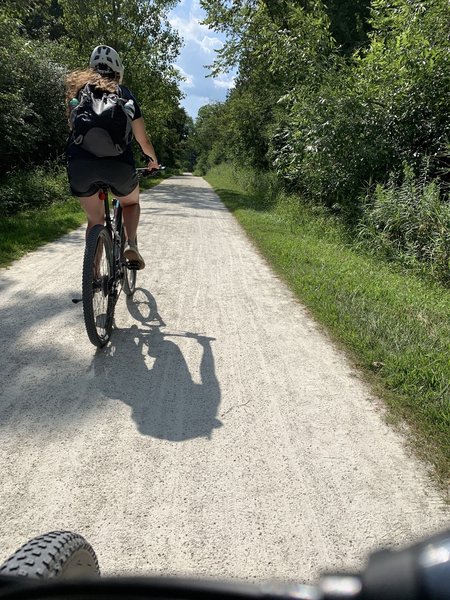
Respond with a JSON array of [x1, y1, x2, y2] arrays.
[[93, 289, 222, 441]]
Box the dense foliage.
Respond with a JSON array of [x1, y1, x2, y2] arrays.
[[0, 0, 190, 188], [0, 10, 67, 171], [195, 0, 450, 282]]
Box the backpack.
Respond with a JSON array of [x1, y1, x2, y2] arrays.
[[69, 84, 134, 157]]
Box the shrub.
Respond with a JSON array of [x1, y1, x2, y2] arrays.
[[358, 163, 450, 283], [0, 164, 69, 216], [0, 13, 67, 173]]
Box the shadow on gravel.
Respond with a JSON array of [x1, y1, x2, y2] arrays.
[[91, 288, 222, 441], [0, 288, 98, 428], [211, 188, 275, 214], [143, 180, 228, 215]]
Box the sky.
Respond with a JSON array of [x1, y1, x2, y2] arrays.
[[168, 0, 236, 120]]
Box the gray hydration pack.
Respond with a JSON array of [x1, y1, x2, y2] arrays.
[[70, 84, 134, 157]]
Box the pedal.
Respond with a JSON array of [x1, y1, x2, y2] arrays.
[[72, 298, 82, 304], [127, 261, 140, 270]]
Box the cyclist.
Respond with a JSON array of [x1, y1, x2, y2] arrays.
[[65, 45, 159, 270]]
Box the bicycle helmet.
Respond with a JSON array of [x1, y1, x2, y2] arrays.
[[89, 45, 124, 83]]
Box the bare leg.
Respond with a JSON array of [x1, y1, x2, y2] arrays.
[[79, 193, 104, 239], [117, 185, 145, 269], [117, 184, 140, 242]]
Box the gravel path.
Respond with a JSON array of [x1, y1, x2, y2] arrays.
[[0, 174, 448, 581]]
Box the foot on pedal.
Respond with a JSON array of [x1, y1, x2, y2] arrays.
[[123, 241, 145, 270]]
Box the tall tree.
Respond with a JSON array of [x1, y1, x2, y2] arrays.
[[0, 0, 187, 171], [58, 0, 180, 71], [197, 1, 335, 170]]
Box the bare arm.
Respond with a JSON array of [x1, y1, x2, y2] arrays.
[[132, 117, 159, 168]]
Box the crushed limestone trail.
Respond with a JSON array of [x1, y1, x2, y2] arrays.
[[0, 175, 448, 580]]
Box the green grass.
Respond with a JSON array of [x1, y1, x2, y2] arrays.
[[0, 199, 86, 268], [205, 164, 450, 488]]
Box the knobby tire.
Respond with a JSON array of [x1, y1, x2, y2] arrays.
[[82, 225, 114, 347], [121, 235, 137, 297], [0, 531, 99, 579]]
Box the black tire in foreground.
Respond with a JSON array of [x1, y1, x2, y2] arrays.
[[82, 224, 114, 347], [0, 531, 100, 579]]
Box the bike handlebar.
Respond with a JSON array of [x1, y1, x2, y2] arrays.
[[319, 528, 450, 600], [136, 166, 165, 179]]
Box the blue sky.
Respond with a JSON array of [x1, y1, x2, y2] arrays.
[[168, 0, 236, 120]]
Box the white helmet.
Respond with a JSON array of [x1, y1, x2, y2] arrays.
[[89, 45, 124, 83]]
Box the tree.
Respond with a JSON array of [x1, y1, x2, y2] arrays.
[[196, 0, 450, 212], [0, 0, 187, 172], [193, 103, 228, 173], [58, 0, 179, 70], [0, 9, 67, 171], [196, 1, 335, 172], [324, 0, 371, 54]]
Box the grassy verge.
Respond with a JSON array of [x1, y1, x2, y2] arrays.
[[205, 164, 450, 488], [0, 199, 86, 268]]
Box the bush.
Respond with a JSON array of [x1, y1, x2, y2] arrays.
[[273, 69, 392, 215], [236, 167, 282, 208], [358, 163, 450, 283], [0, 164, 69, 216], [0, 13, 67, 173]]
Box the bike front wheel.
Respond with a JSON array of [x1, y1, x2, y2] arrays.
[[82, 225, 114, 347], [123, 264, 137, 296], [0, 531, 99, 579], [121, 237, 137, 297]]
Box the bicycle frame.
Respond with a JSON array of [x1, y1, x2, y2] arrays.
[[80, 167, 158, 346], [98, 187, 126, 302]]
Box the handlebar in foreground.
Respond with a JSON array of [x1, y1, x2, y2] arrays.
[[0, 530, 448, 600]]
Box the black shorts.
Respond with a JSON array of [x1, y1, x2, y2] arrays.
[[67, 159, 139, 198]]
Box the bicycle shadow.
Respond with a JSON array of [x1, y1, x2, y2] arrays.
[[91, 288, 223, 441]]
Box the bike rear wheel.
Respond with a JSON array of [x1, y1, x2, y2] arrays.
[[82, 225, 114, 347], [0, 531, 99, 579]]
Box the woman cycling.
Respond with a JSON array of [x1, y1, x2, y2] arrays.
[[66, 45, 158, 270]]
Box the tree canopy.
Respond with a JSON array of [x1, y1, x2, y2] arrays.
[[194, 0, 450, 211], [0, 0, 190, 173]]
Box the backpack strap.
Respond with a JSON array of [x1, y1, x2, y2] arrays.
[[70, 83, 94, 145], [77, 82, 92, 100]]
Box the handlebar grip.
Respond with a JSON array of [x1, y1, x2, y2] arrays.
[[136, 166, 165, 179], [361, 531, 450, 600], [418, 532, 450, 600], [361, 546, 418, 600], [318, 530, 450, 600]]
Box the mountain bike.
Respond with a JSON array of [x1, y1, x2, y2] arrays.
[[0, 528, 448, 598], [81, 167, 162, 348]]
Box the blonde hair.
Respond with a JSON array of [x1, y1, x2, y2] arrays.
[[65, 68, 119, 103]]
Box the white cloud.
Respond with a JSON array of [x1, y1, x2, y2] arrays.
[[168, 1, 237, 118], [213, 74, 235, 90], [181, 95, 212, 119], [174, 64, 195, 89], [169, 14, 223, 56]]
